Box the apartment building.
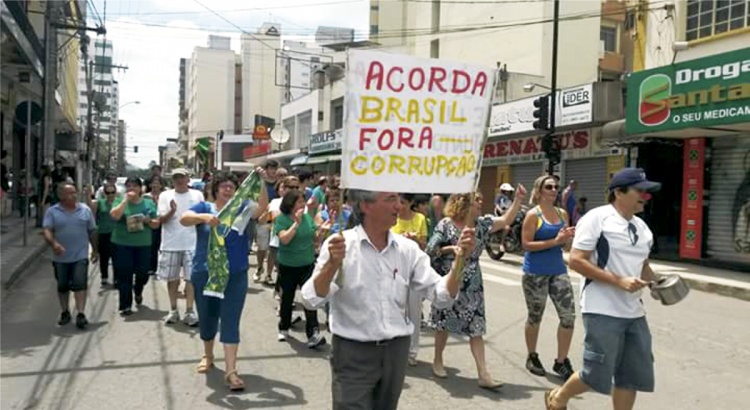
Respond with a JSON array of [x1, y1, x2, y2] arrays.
[[241, 23, 283, 132], [369, 0, 601, 88], [187, 36, 237, 169]]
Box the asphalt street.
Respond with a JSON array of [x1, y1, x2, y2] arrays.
[[1, 250, 748, 410]]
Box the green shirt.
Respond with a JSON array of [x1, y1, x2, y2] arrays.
[[95, 199, 117, 234], [111, 197, 157, 247], [274, 213, 316, 267]]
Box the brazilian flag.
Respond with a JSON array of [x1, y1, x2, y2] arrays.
[[203, 169, 264, 298]]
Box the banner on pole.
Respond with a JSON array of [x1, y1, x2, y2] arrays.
[[342, 50, 496, 194]]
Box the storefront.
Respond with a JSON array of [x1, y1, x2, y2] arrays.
[[605, 47, 750, 268], [307, 130, 342, 175], [480, 82, 624, 213]]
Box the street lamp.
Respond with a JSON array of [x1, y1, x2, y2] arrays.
[[119, 100, 141, 109], [523, 83, 553, 93]]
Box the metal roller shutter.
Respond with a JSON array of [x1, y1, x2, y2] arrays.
[[512, 162, 544, 194], [706, 136, 750, 266], [564, 157, 608, 210]]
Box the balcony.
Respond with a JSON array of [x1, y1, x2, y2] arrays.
[[599, 51, 625, 74]]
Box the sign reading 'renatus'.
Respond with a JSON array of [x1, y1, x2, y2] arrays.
[[626, 47, 750, 135], [342, 49, 496, 194]]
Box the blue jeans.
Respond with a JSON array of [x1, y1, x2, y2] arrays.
[[192, 269, 248, 344], [113, 245, 151, 311]]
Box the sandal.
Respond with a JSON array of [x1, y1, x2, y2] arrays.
[[196, 355, 214, 374], [478, 377, 504, 390], [225, 369, 245, 391], [545, 388, 567, 410]]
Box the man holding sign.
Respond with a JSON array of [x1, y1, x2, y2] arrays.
[[301, 189, 475, 410]]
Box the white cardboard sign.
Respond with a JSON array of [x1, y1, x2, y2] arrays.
[[342, 50, 495, 194]]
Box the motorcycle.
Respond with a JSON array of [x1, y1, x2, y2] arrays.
[[484, 205, 528, 260]]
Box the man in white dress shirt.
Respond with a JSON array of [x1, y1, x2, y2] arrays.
[[301, 190, 475, 410]]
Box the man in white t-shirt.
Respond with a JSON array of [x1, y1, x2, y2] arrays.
[[157, 168, 204, 326], [546, 168, 661, 410]]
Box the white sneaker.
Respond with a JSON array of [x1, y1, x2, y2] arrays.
[[183, 310, 199, 327], [277, 330, 289, 342], [164, 310, 180, 324], [307, 330, 326, 348]]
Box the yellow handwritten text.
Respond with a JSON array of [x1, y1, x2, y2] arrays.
[[359, 96, 467, 124], [350, 152, 477, 177]]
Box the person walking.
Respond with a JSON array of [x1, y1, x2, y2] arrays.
[[562, 180, 578, 226], [110, 176, 159, 316], [301, 190, 476, 410], [545, 168, 661, 410], [274, 189, 326, 348], [254, 160, 279, 282], [426, 187, 525, 390], [521, 175, 576, 381], [180, 170, 268, 391], [146, 175, 166, 275], [85, 183, 118, 287], [42, 183, 98, 329], [391, 193, 429, 367], [157, 169, 203, 326]]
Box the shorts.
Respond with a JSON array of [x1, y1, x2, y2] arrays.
[[522, 274, 576, 328], [580, 313, 655, 395], [53, 259, 89, 293], [256, 223, 271, 251], [156, 250, 193, 282]]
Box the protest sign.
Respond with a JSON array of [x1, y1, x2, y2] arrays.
[[342, 50, 496, 194]]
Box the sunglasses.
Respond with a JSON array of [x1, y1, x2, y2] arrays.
[[627, 222, 639, 246], [105, 191, 116, 195], [544, 184, 560, 191]]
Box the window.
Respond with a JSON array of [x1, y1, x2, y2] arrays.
[[430, 39, 440, 58], [332, 104, 344, 130], [686, 0, 749, 41], [600, 26, 617, 52]]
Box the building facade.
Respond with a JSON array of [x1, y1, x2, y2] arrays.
[[602, 0, 750, 269], [241, 23, 283, 132], [187, 37, 237, 170]]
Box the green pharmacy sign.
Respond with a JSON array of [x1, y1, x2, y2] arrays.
[[626, 47, 750, 134]]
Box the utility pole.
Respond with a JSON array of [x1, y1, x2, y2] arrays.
[[546, 0, 561, 175], [41, 1, 60, 168]]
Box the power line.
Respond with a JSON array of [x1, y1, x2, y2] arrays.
[[191, 0, 279, 52], [108, 0, 366, 16]]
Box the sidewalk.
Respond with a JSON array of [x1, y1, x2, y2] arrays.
[[497, 252, 750, 302], [0, 214, 47, 290]]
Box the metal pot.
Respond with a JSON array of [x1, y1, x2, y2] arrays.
[[650, 274, 690, 306]]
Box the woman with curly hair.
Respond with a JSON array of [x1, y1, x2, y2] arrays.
[[426, 185, 526, 390]]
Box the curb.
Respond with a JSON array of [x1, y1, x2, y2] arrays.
[[3, 241, 47, 290], [490, 254, 750, 302], [680, 277, 750, 302]]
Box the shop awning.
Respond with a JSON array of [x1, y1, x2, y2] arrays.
[[601, 118, 750, 147], [306, 153, 341, 165], [290, 155, 308, 166], [267, 149, 302, 161]]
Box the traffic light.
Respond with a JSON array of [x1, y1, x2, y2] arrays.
[[532, 94, 551, 131], [134, 145, 138, 153], [541, 134, 561, 165]]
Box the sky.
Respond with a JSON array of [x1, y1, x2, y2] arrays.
[[88, 0, 370, 169]]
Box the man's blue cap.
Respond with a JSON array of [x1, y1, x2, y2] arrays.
[[608, 168, 661, 192]]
